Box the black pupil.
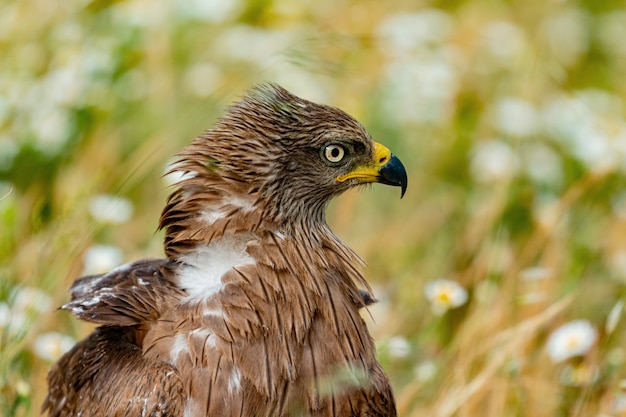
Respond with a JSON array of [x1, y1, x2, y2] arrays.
[[331, 147, 340, 158]]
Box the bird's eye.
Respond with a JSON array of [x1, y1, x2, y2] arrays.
[[323, 144, 345, 163]]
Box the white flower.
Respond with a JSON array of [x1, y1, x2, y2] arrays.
[[11, 286, 52, 314], [540, 94, 590, 143], [377, 9, 453, 55], [31, 105, 71, 155], [546, 320, 597, 363], [540, 92, 625, 173], [111, 0, 168, 27], [520, 292, 547, 305], [0, 287, 53, 335], [174, 0, 241, 23], [387, 336, 410, 359], [425, 279, 468, 315], [480, 21, 527, 63], [492, 97, 538, 138], [33, 332, 75, 362], [519, 266, 552, 281], [82, 245, 123, 275], [15, 380, 30, 397], [414, 360, 438, 382], [182, 63, 221, 98], [521, 143, 563, 186], [382, 57, 459, 125], [88, 194, 134, 224], [214, 25, 292, 64], [470, 140, 519, 183]]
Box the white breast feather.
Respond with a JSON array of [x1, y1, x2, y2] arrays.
[[177, 236, 255, 300], [228, 367, 242, 394], [169, 333, 189, 361]]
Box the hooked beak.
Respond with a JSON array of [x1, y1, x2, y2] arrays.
[[336, 141, 408, 198]]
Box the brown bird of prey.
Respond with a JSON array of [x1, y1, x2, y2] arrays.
[[44, 84, 407, 417]]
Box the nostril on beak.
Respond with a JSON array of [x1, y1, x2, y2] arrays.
[[379, 155, 389, 164]]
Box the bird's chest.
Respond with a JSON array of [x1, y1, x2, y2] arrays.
[[147, 279, 375, 416], [164, 309, 377, 417], [145, 238, 380, 415]]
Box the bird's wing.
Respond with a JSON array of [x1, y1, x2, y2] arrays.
[[43, 326, 186, 417], [62, 258, 185, 326], [44, 260, 188, 417]]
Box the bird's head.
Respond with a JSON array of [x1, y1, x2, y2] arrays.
[[165, 84, 407, 236]]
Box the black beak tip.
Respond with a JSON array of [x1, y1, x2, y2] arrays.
[[378, 154, 408, 199]]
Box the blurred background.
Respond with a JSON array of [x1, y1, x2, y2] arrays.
[[2, 0, 626, 415]]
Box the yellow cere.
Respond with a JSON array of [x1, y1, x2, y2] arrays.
[[336, 141, 392, 183]]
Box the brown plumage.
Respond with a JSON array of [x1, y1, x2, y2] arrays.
[[44, 84, 407, 417]]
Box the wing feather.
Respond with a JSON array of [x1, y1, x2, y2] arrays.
[[43, 327, 185, 417], [62, 259, 184, 326]]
